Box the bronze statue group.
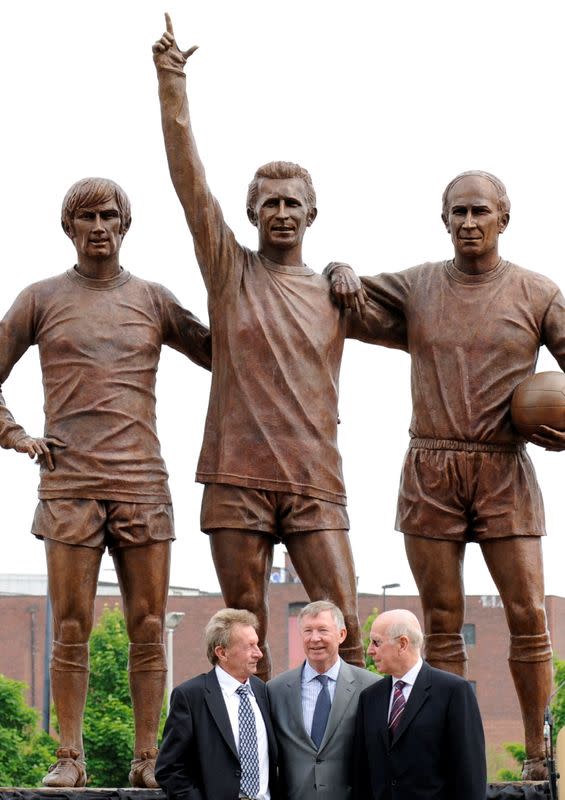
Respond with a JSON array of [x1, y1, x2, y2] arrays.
[[0, 14, 563, 799]]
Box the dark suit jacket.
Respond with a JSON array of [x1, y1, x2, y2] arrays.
[[155, 668, 278, 800], [354, 661, 486, 800]]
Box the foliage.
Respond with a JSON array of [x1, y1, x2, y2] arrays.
[[82, 605, 134, 787], [82, 605, 167, 787], [496, 742, 525, 782], [0, 674, 57, 787], [551, 657, 565, 739], [361, 608, 380, 674]]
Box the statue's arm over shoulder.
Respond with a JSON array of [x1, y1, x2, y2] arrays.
[[323, 262, 409, 350], [153, 17, 239, 294]]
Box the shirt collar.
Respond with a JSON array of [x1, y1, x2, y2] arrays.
[[393, 657, 423, 687], [303, 657, 341, 684], [215, 664, 254, 697]]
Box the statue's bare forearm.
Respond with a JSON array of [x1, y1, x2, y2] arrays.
[[153, 14, 210, 237]]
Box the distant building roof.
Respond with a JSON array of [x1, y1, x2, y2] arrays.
[[0, 574, 206, 597]]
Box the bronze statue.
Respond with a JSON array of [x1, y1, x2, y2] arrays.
[[152, 15, 406, 680], [0, 177, 211, 788], [329, 171, 565, 779]]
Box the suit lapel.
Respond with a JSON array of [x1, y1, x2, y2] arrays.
[[391, 661, 431, 747], [203, 669, 239, 760], [251, 676, 277, 755], [319, 659, 356, 751], [376, 675, 393, 750], [285, 665, 318, 749]]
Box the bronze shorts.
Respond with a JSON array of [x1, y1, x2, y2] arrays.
[[201, 483, 349, 540], [32, 499, 175, 552], [396, 441, 545, 541]]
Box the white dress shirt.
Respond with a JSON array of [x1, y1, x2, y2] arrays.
[[388, 657, 423, 719], [215, 665, 270, 799], [301, 658, 341, 736]]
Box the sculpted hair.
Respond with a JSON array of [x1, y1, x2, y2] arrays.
[[387, 619, 424, 651], [298, 600, 345, 630], [246, 161, 317, 210], [61, 177, 132, 237], [204, 608, 259, 665], [441, 170, 511, 219]]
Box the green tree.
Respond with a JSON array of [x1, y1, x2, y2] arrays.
[[551, 656, 565, 738], [0, 674, 57, 787], [496, 742, 525, 781], [362, 608, 380, 674], [82, 605, 133, 787]]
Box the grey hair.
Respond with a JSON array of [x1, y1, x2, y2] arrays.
[[298, 600, 345, 630], [441, 170, 510, 220], [204, 608, 259, 666]]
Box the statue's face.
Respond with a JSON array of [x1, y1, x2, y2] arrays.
[[444, 175, 508, 261], [69, 199, 123, 260], [250, 177, 316, 251]]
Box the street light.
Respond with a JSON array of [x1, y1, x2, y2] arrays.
[[381, 583, 400, 612], [165, 612, 185, 709]]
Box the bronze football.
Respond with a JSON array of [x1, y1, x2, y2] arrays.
[[511, 371, 565, 441]]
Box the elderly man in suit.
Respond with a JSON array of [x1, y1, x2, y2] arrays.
[[268, 601, 377, 799], [354, 609, 486, 800], [155, 608, 278, 800]]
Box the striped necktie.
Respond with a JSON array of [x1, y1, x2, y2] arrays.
[[388, 679, 407, 736], [236, 684, 260, 797]]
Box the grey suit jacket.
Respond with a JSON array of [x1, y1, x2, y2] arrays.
[[267, 659, 378, 800]]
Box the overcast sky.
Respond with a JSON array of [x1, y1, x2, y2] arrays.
[[0, 0, 563, 602]]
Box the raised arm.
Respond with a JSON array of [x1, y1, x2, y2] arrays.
[[153, 14, 239, 292]]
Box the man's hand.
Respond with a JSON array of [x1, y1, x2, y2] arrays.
[[13, 436, 66, 471], [326, 262, 366, 317], [152, 13, 198, 72], [530, 425, 565, 452]]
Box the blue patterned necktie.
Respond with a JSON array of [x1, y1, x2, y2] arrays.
[[236, 684, 260, 797], [310, 674, 331, 748], [388, 679, 406, 736]]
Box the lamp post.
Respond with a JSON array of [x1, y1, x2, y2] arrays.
[[165, 611, 185, 709], [381, 583, 400, 613]]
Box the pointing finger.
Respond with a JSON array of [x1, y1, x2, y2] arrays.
[[165, 12, 174, 36]]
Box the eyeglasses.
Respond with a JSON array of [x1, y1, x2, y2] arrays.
[[369, 636, 402, 648]]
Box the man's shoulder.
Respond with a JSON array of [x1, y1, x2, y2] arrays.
[[174, 670, 215, 696], [339, 660, 380, 689], [420, 662, 475, 697], [505, 261, 561, 294], [267, 665, 302, 694]]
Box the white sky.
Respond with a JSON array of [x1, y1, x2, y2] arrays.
[[0, 0, 563, 600]]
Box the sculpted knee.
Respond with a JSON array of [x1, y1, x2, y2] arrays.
[[56, 618, 92, 644], [129, 613, 165, 644]]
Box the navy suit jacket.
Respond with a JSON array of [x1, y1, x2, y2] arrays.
[[155, 669, 278, 800], [354, 661, 486, 800]]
